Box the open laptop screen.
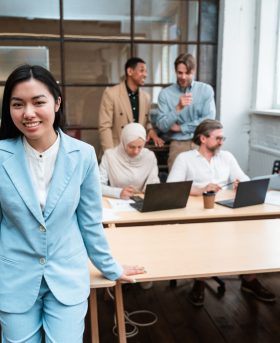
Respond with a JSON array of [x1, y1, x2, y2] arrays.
[[130, 181, 193, 212], [216, 178, 270, 208]]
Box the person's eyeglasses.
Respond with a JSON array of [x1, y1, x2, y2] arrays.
[[209, 136, 226, 142]]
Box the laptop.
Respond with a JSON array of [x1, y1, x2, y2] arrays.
[[252, 174, 280, 191], [130, 181, 193, 212], [215, 178, 270, 208]]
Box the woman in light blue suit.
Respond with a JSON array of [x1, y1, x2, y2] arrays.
[[0, 65, 144, 342]]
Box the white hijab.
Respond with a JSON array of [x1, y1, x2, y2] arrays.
[[104, 123, 159, 190]]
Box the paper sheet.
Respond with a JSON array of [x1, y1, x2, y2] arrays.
[[265, 191, 280, 206], [106, 198, 137, 212], [102, 208, 121, 222]]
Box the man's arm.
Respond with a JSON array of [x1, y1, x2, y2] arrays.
[[146, 128, 165, 147], [226, 152, 250, 182], [167, 153, 188, 182], [98, 88, 115, 151], [155, 91, 180, 133], [142, 93, 165, 147]]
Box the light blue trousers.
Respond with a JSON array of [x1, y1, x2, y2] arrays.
[[0, 277, 88, 343]]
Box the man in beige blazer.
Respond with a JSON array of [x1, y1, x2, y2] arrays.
[[98, 57, 164, 152]]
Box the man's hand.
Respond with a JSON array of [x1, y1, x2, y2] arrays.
[[147, 129, 165, 147], [176, 93, 192, 112], [205, 183, 221, 193], [233, 179, 240, 191], [170, 123, 181, 132]]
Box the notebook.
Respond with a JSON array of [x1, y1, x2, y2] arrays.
[[215, 178, 270, 208], [130, 181, 193, 212]]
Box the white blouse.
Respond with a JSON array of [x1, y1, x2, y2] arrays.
[[23, 134, 60, 210]]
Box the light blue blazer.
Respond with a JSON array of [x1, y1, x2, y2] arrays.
[[0, 130, 122, 313]]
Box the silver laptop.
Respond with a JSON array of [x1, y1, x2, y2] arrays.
[[130, 181, 193, 212], [216, 179, 270, 208], [252, 174, 280, 191]]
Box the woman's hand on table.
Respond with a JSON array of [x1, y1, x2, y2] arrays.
[[118, 265, 146, 283], [120, 186, 139, 199]]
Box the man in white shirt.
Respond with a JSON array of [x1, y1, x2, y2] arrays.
[[168, 119, 276, 305], [168, 119, 249, 195]]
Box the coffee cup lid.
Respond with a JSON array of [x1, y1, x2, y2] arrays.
[[203, 191, 216, 196]]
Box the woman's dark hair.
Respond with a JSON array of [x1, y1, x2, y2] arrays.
[[0, 64, 65, 139], [192, 119, 223, 146]]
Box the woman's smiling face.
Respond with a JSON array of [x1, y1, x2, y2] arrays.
[[10, 78, 61, 149]]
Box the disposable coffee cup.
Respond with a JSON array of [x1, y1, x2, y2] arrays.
[[203, 191, 216, 209]]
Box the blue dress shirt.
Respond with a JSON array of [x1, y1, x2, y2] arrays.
[[156, 81, 216, 141]]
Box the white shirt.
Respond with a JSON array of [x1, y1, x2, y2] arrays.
[[23, 134, 60, 210], [167, 149, 249, 188]]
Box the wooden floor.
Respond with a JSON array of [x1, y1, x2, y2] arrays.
[[84, 272, 280, 343]]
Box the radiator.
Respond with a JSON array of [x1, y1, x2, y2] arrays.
[[248, 113, 280, 177]]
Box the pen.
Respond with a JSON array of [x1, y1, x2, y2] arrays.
[[221, 181, 235, 188]]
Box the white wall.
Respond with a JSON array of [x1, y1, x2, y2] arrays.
[[216, 0, 257, 172]]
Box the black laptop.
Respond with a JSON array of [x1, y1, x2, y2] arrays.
[[130, 181, 193, 212], [216, 178, 270, 208]]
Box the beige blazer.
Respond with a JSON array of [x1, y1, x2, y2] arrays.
[[98, 81, 152, 151]]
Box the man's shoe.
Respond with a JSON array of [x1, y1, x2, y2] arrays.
[[188, 280, 205, 306], [241, 278, 276, 303], [140, 281, 153, 290]]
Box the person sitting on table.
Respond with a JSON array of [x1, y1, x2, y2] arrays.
[[99, 122, 160, 199], [167, 119, 276, 306]]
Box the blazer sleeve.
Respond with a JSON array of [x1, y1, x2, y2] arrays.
[[143, 92, 153, 131], [0, 204, 2, 224], [77, 147, 123, 280], [98, 87, 115, 151]]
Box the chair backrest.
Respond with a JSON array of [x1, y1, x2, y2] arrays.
[[272, 160, 280, 174]]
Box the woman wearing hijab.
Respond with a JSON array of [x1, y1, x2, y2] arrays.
[[99, 123, 160, 199]]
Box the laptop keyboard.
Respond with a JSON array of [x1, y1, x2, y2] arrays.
[[217, 199, 234, 208], [130, 201, 143, 211]]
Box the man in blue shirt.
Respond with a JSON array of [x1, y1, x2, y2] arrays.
[[155, 53, 216, 169]]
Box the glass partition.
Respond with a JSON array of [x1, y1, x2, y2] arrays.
[[0, 0, 219, 152]]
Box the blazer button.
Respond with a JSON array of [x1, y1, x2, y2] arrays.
[[121, 126, 124, 129], [39, 225, 46, 232], [120, 112, 123, 116], [39, 257, 46, 265]]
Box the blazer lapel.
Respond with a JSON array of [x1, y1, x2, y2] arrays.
[[119, 82, 133, 122], [43, 131, 78, 220], [2, 138, 44, 225]]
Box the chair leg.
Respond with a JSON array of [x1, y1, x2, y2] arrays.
[[169, 279, 177, 288], [212, 277, 226, 296]]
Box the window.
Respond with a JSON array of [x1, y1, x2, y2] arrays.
[[253, 0, 280, 110], [0, 0, 219, 153], [274, 3, 280, 108]]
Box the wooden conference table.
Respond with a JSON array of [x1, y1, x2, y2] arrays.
[[88, 264, 116, 343], [91, 219, 280, 342], [103, 190, 280, 227], [88, 191, 280, 341]]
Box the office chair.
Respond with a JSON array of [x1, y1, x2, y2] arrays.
[[272, 160, 280, 174]]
